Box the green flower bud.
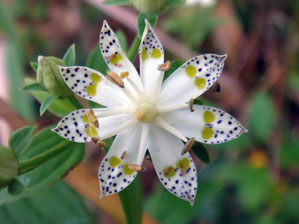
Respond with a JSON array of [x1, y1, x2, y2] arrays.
[[37, 56, 73, 98], [130, 0, 167, 13], [0, 146, 18, 188]]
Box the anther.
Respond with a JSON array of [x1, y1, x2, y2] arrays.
[[115, 63, 122, 67], [87, 109, 99, 128], [158, 61, 171, 71], [106, 71, 124, 88], [105, 54, 115, 60], [181, 138, 195, 155], [145, 155, 151, 160], [128, 165, 142, 172], [164, 167, 172, 176], [179, 164, 185, 176], [120, 151, 127, 160], [91, 137, 106, 149], [120, 71, 129, 79], [214, 83, 221, 93], [188, 98, 194, 112]]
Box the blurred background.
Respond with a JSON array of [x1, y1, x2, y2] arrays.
[[0, 0, 299, 223]]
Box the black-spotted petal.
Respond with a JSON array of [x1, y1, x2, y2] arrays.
[[99, 124, 148, 197], [52, 108, 132, 143], [162, 105, 247, 144], [159, 54, 226, 105], [139, 20, 164, 99], [148, 125, 197, 205], [60, 66, 131, 107]]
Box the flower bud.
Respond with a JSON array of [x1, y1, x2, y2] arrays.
[[0, 146, 18, 188], [37, 56, 73, 98], [130, 0, 167, 13]]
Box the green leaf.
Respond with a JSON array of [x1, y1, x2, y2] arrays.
[[137, 13, 158, 38], [249, 92, 276, 142], [119, 176, 143, 224], [9, 126, 36, 158], [86, 45, 108, 74], [24, 78, 77, 118], [39, 95, 59, 116], [103, 0, 130, 5], [63, 44, 76, 66], [7, 178, 25, 195], [22, 83, 46, 92], [30, 62, 38, 72], [192, 142, 210, 164], [165, 0, 186, 7], [0, 181, 95, 224], [115, 30, 128, 52], [0, 127, 85, 205], [280, 140, 299, 168], [164, 60, 184, 81]]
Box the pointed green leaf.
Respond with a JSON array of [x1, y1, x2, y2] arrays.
[[0, 181, 95, 224], [103, 0, 130, 5], [9, 126, 36, 158], [192, 142, 210, 164], [40, 95, 59, 116], [8, 178, 26, 195], [25, 79, 77, 118], [30, 62, 38, 72], [63, 44, 76, 66], [137, 13, 158, 38], [0, 127, 85, 205], [22, 83, 46, 92]]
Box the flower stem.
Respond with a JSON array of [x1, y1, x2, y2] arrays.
[[127, 35, 141, 61], [18, 141, 72, 175]]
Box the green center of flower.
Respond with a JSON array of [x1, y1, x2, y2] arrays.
[[135, 102, 157, 123]]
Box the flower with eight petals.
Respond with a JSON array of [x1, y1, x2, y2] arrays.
[[53, 20, 247, 205]]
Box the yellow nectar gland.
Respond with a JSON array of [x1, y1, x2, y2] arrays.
[[135, 102, 157, 123]]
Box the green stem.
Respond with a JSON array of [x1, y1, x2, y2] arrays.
[[18, 141, 72, 175], [127, 35, 141, 61], [68, 95, 83, 109]]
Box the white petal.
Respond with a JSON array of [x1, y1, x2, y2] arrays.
[[139, 20, 164, 100], [159, 54, 226, 105], [99, 124, 148, 197], [162, 105, 248, 144], [52, 108, 132, 143], [148, 125, 197, 205], [60, 66, 131, 107], [99, 21, 143, 95]]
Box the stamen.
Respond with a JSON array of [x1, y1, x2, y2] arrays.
[[188, 98, 194, 112], [120, 71, 129, 79], [95, 107, 135, 118], [124, 73, 143, 97], [121, 151, 127, 160], [151, 71, 164, 103], [157, 103, 188, 113], [145, 155, 151, 160], [179, 164, 185, 176], [128, 165, 142, 172], [104, 54, 115, 60], [154, 116, 188, 142], [87, 109, 99, 128], [100, 118, 137, 140], [164, 167, 172, 176], [106, 71, 124, 88], [91, 137, 106, 149], [181, 138, 195, 155], [137, 124, 150, 164], [158, 60, 171, 71]]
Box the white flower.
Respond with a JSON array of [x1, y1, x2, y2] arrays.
[[53, 20, 247, 205]]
